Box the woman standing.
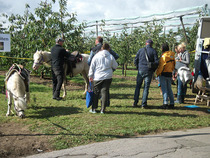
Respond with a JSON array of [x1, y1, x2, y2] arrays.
[[88, 43, 118, 114], [175, 42, 190, 104], [156, 43, 176, 109]]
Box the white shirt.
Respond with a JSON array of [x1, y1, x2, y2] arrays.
[[89, 50, 118, 81]]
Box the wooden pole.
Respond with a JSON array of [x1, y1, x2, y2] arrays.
[[180, 16, 188, 44], [96, 21, 98, 37]]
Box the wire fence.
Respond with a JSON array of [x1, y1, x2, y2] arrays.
[[82, 4, 209, 36]]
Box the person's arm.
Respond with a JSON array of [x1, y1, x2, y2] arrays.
[[134, 51, 140, 69], [111, 56, 118, 70], [63, 48, 70, 58], [88, 55, 97, 81], [110, 49, 119, 60], [180, 51, 190, 65], [156, 56, 164, 76], [88, 50, 95, 66], [153, 50, 159, 65]]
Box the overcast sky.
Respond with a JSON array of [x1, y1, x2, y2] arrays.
[[0, 0, 209, 24]]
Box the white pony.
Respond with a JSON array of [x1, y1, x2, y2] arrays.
[[5, 65, 30, 118], [32, 50, 90, 98]]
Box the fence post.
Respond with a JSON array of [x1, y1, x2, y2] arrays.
[[180, 16, 188, 45], [96, 21, 98, 37]]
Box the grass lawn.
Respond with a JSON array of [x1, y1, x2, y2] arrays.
[[0, 69, 209, 150]]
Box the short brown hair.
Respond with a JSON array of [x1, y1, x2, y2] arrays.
[[96, 36, 103, 43], [102, 43, 110, 51]]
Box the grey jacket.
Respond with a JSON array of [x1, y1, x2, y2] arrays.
[[175, 50, 190, 70]]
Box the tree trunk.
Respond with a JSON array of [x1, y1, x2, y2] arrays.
[[122, 64, 124, 75], [124, 63, 127, 77]]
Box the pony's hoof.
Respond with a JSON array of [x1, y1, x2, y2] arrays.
[[6, 113, 10, 117], [19, 114, 25, 119]]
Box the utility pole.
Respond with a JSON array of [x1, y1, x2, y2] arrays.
[[96, 21, 98, 37], [180, 16, 188, 45]]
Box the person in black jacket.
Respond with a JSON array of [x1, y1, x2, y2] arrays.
[[51, 37, 69, 101], [88, 36, 119, 66], [133, 39, 159, 108]]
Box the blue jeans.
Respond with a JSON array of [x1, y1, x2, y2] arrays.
[[159, 76, 174, 105], [177, 76, 187, 95], [134, 70, 153, 106]]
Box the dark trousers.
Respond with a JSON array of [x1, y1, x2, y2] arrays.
[[52, 67, 64, 98], [92, 79, 112, 112]]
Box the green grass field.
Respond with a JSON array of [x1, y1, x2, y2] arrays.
[[0, 69, 209, 150]]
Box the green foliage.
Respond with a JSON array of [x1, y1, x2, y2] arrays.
[[1, 0, 85, 72], [0, 1, 200, 73]]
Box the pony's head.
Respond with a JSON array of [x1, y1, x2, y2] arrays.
[[14, 96, 27, 118], [33, 50, 43, 70]]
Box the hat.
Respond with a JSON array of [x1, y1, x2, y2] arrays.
[[146, 39, 153, 44], [56, 37, 64, 43]]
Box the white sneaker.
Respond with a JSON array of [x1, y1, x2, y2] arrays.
[[89, 109, 96, 114], [100, 111, 104, 114]]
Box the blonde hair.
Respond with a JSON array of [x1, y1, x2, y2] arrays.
[[178, 42, 186, 50]]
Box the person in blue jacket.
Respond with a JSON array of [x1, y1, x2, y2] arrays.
[[133, 39, 159, 108]]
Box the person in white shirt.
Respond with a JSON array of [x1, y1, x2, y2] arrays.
[[89, 43, 118, 114]]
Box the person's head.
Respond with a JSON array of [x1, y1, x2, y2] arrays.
[[162, 43, 169, 52], [95, 36, 103, 45], [146, 39, 153, 46], [175, 46, 179, 54], [101, 43, 110, 51], [178, 42, 186, 53], [56, 36, 65, 46]]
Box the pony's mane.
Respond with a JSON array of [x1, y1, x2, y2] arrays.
[[13, 72, 26, 95]]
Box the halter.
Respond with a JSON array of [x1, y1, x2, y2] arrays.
[[34, 53, 44, 65], [34, 51, 52, 65]]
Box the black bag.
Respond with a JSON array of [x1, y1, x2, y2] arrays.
[[144, 48, 158, 72]]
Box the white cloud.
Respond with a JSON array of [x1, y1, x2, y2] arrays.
[[0, 0, 209, 24]]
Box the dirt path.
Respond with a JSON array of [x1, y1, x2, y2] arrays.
[[0, 123, 52, 158]]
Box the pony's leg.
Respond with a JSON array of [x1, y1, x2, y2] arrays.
[[81, 71, 89, 95], [62, 64, 67, 99], [25, 82, 30, 104], [6, 91, 12, 116], [25, 92, 30, 104], [62, 81, 67, 99]]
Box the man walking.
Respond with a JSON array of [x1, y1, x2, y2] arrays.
[[133, 39, 159, 108]]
